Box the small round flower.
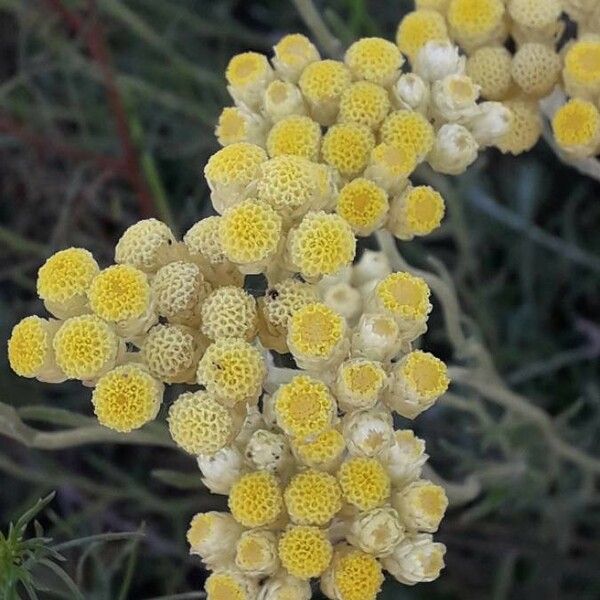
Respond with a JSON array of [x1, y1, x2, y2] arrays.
[[321, 123, 375, 178], [385, 430, 429, 485], [256, 155, 321, 220], [322, 545, 384, 600], [380, 110, 435, 163], [394, 479, 448, 533], [413, 40, 466, 82], [431, 74, 480, 122], [495, 98, 541, 155], [258, 572, 312, 600], [88, 265, 151, 325], [337, 457, 391, 511], [552, 99, 600, 159], [511, 43, 561, 98], [347, 507, 405, 557], [53, 315, 120, 380], [196, 338, 266, 406], [563, 38, 600, 100], [447, 0, 506, 51], [92, 364, 163, 432], [386, 350, 450, 418], [187, 512, 242, 568], [466, 46, 513, 101], [391, 73, 430, 113], [8, 316, 63, 382], [286, 212, 356, 280], [351, 312, 402, 363], [284, 470, 342, 526], [37, 248, 99, 318], [228, 471, 284, 528], [363, 143, 417, 195], [115, 219, 175, 274], [201, 286, 257, 341], [261, 278, 319, 333], [264, 80, 307, 122], [245, 429, 293, 475], [287, 303, 348, 372], [168, 390, 238, 455], [344, 37, 404, 87], [235, 530, 280, 577], [205, 570, 259, 600], [334, 359, 387, 412], [278, 526, 333, 580], [508, 0, 563, 38], [219, 199, 282, 273], [336, 178, 389, 237], [463, 100, 512, 147], [184, 216, 227, 265], [204, 143, 268, 213], [215, 105, 267, 147], [381, 533, 446, 585], [273, 33, 320, 83], [396, 9, 449, 63], [226, 51, 274, 110], [388, 184, 445, 241], [142, 324, 203, 384], [371, 272, 432, 341], [427, 123, 478, 176], [343, 409, 395, 458], [266, 115, 322, 161], [292, 428, 346, 472], [299, 59, 352, 125], [197, 446, 245, 495], [338, 82, 391, 130], [273, 375, 336, 441]]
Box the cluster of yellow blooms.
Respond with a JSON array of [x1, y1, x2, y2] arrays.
[[403, 0, 600, 159]]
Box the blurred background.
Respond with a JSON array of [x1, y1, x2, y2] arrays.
[[1, 1, 599, 598]]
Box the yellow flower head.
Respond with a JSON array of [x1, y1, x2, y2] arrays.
[[261, 278, 319, 332], [92, 364, 163, 432], [398, 350, 450, 402], [336, 178, 389, 236], [337, 457, 391, 511], [196, 338, 266, 406], [235, 530, 279, 577], [293, 428, 346, 471], [53, 315, 119, 380], [168, 390, 237, 455], [299, 59, 352, 125], [88, 265, 150, 323], [205, 570, 258, 600], [288, 302, 345, 359], [380, 110, 435, 163], [395, 9, 449, 62], [287, 212, 356, 280], [215, 106, 264, 147], [184, 216, 226, 264], [329, 546, 384, 600], [511, 43, 561, 98], [8, 316, 53, 378], [552, 99, 600, 157], [394, 479, 448, 532], [219, 199, 282, 269], [388, 185, 445, 240], [273, 33, 320, 82], [338, 82, 391, 130], [201, 286, 257, 341], [564, 38, 600, 99], [344, 37, 404, 86], [466, 46, 513, 101], [115, 219, 175, 273], [256, 155, 320, 219], [142, 324, 200, 384], [335, 358, 387, 410], [447, 0, 506, 50], [321, 122, 375, 178], [508, 0, 562, 31], [37, 248, 99, 315], [278, 526, 333, 580], [226, 52, 271, 89], [284, 470, 342, 526], [374, 272, 432, 321], [274, 375, 335, 440], [228, 471, 284, 528], [495, 98, 541, 155], [266, 115, 322, 161], [365, 143, 418, 194]]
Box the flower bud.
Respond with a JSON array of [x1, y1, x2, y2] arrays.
[[235, 530, 280, 578], [258, 571, 312, 600], [413, 40, 465, 82], [322, 282, 362, 324], [427, 123, 478, 175], [431, 74, 480, 122], [187, 512, 242, 569], [342, 408, 394, 458], [384, 430, 428, 486], [347, 507, 405, 557], [393, 479, 448, 532], [197, 446, 246, 495], [463, 101, 512, 147], [391, 74, 430, 114], [245, 429, 293, 476], [264, 80, 307, 122], [351, 312, 402, 363]]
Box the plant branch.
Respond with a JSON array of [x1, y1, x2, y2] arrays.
[[291, 0, 343, 58]]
